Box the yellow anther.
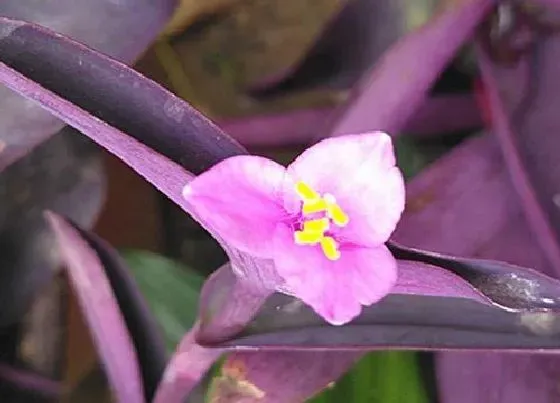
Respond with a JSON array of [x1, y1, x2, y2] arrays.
[[320, 236, 341, 261], [294, 230, 323, 245], [327, 203, 349, 227], [323, 193, 349, 226], [302, 218, 330, 233], [295, 181, 320, 201], [302, 198, 328, 215]]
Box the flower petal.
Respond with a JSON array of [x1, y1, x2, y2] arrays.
[[273, 224, 397, 325], [183, 156, 286, 257], [286, 132, 405, 246]]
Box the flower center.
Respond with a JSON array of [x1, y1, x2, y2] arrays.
[[293, 181, 349, 261]]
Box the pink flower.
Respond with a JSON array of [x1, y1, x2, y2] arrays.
[[183, 132, 405, 325]]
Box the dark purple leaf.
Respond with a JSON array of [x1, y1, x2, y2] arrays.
[[0, 0, 176, 170], [388, 242, 560, 310], [0, 16, 246, 174], [211, 295, 560, 351], [46, 212, 144, 403], [203, 251, 560, 350], [71, 222, 168, 401]]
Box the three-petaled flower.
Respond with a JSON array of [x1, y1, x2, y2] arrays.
[[183, 131, 405, 325]]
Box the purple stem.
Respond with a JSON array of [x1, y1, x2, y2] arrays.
[[0, 363, 61, 399]]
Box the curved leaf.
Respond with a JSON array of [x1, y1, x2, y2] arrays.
[[208, 253, 560, 350], [47, 214, 169, 401], [388, 242, 560, 310], [330, 0, 493, 136], [214, 293, 560, 351], [0, 0, 176, 170], [0, 16, 245, 174], [218, 94, 481, 147], [46, 212, 144, 403], [476, 33, 560, 274], [434, 13, 560, 403]]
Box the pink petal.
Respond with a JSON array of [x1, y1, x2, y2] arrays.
[[273, 224, 397, 325], [285, 132, 405, 246], [183, 155, 286, 257]]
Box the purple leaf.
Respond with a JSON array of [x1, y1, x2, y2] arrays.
[[388, 242, 560, 310], [393, 134, 551, 274], [212, 295, 560, 351], [0, 0, 176, 170], [0, 16, 245, 173], [0, 16, 247, 221], [197, 265, 273, 344], [438, 353, 560, 403], [476, 33, 560, 273], [329, 0, 494, 136], [46, 212, 144, 403], [207, 252, 560, 350], [73, 223, 168, 400], [218, 94, 482, 147], [209, 351, 361, 403], [433, 12, 560, 403]]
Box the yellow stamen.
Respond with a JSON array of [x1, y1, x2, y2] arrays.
[[294, 230, 323, 245], [320, 236, 341, 261], [324, 193, 349, 226], [302, 198, 328, 215], [327, 203, 350, 226], [302, 218, 330, 233], [292, 182, 348, 260], [295, 181, 320, 201]]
